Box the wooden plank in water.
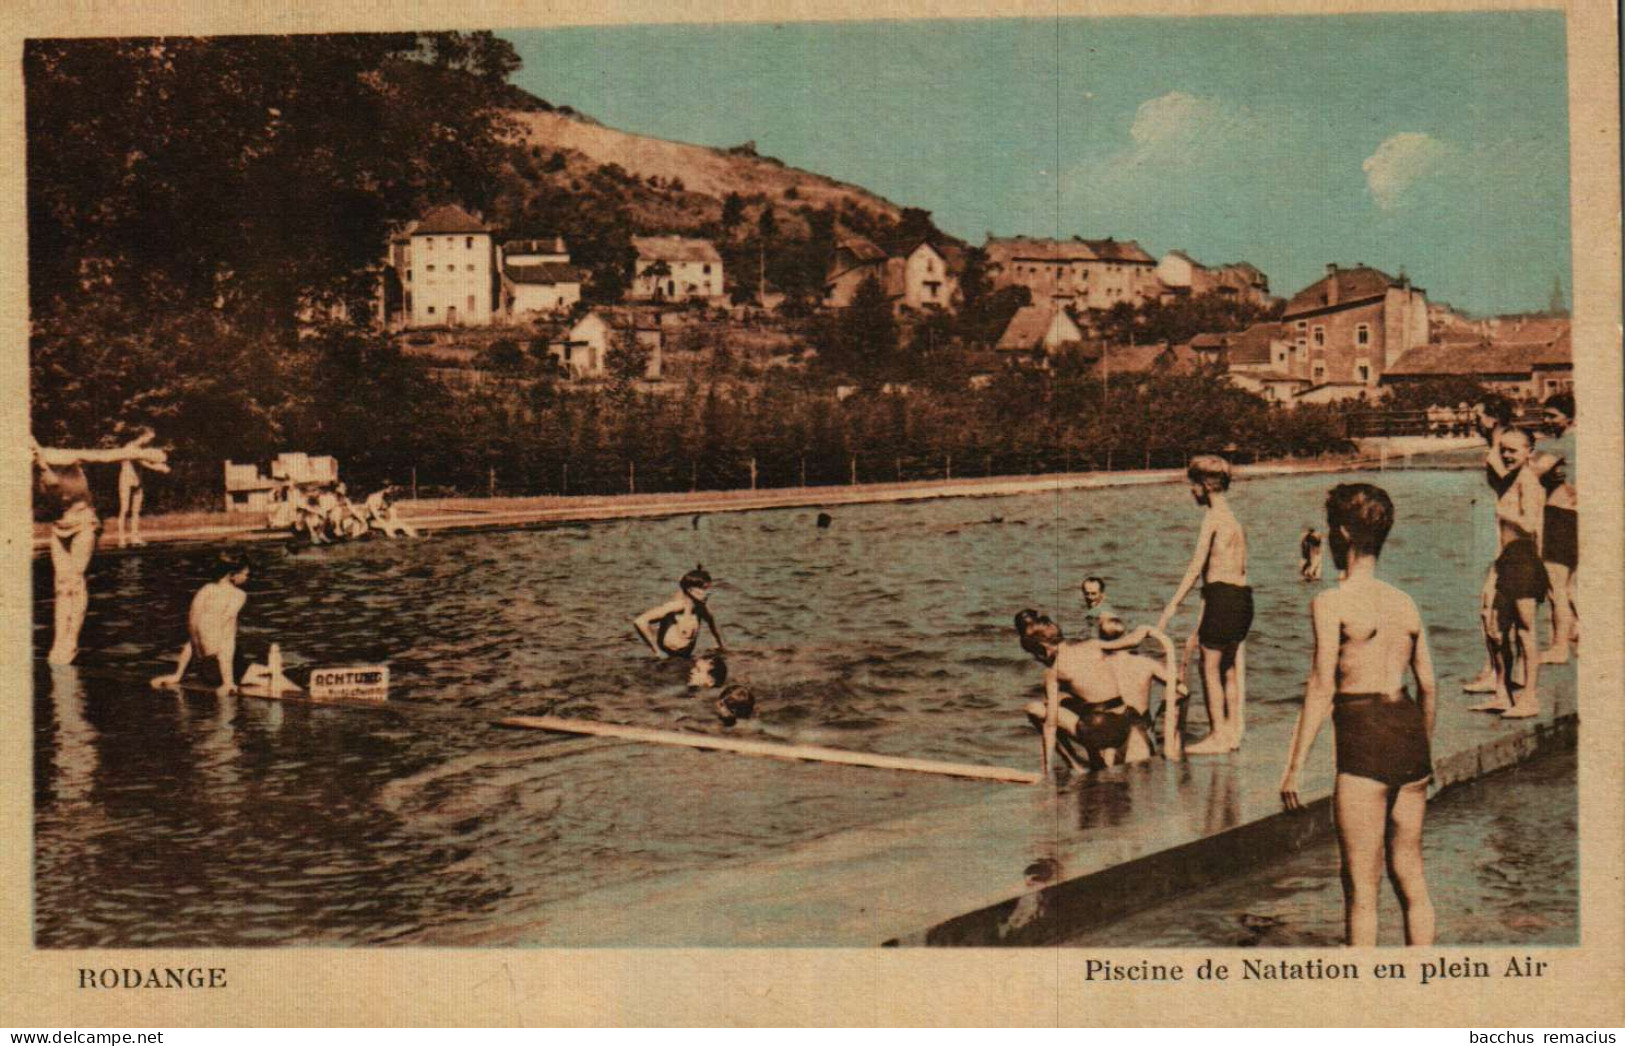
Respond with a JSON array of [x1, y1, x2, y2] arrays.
[[496, 715, 1041, 784]]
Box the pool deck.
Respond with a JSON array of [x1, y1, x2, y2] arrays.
[[31, 442, 1482, 555], [445, 663, 1577, 948]]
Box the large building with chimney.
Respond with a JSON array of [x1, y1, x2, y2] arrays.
[[1279, 263, 1429, 391]]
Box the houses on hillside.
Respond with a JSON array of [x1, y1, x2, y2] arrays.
[[983, 235, 1162, 310], [1155, 251, 1273, 306], [994, 304, 1084, 364], [822, 235, 960, 313], [630, 236, 726, 305], [1382, 327, 1572, 402]]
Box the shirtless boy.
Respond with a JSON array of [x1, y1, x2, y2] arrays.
[[1279, 483, 1437, 946], [1015, 610, 1167, 772], [1158, 454, 1250, 754], [634, 565, 725, 660], [1300, 526, 1323, 582], [151, 554, 254, 697], [1473, 427, 1547, 718]]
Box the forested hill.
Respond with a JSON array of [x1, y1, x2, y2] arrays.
[[484, 103, 921, 305]]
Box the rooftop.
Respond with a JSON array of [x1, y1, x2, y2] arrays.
[[1283, 264, 1406, 317], [412, 204, 491, 236], [633, 235, 723, 264]]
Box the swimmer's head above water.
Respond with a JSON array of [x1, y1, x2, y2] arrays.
[[715, 683, 756, 727], [1080, 576, 1106, 608], [1325, 483, 1394, 572], [1186, 454, 1231, 505], [688, 652, 728, 689]]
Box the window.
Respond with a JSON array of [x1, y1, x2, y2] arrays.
[[1296, 320, 1307, 332], [426, 238, 433, 250], [427, 264, 435, 272], [1312, 325, 1325, 347], [467, 295, 475, 312], [427, 305, 436, 315], [1296, 338, 1308, 354], [466, 237, 474, 249], [1356, 362, 1371, 383], [446, 237, 454, 246], [1356, 324, 1370, 347], [405, 269, 412, 283], [467, 264, 475, 272], [703, 264, 711, 275]]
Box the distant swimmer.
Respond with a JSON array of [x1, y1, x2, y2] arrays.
[[1014, 610, 1154, 774], [1157, 455, 1250, 754], [114, 426, 170, 548], [33, 435, 169, 665], [1279, 483, 1437, 947], [634, 565, 725, 660], [150, 553, 256, 696], [1537, 454, 1577, 665], [715, 683, 756, 727], [687, 652, 728, 689], [1299, 526, 1323, 582], [816, 512, 833, 529]]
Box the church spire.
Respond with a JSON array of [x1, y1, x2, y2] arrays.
[[1548, 274, 1569, 316]]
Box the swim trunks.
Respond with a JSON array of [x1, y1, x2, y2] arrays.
[[655, 610, 700, 658], [1332, 691, 1431, 788], [1494, 538, 1548, 603], [1198, 582, 1254, 648], [1542, 506, 1577, 570], [1058, 695, 1141, 766]]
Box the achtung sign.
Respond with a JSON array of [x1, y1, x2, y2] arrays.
[[309, 665, 389, 702]]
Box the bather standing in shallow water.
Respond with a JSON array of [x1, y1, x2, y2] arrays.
[[33, 436, 169, 665], [634, 565, 725, 661], [1279, 482, 1438, 947]]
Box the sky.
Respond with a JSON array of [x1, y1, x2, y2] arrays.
[[503, 14, 1571, 316]]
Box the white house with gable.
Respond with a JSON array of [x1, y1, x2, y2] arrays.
[[391, 204, 497, 329], [630, 236, 725, 304]]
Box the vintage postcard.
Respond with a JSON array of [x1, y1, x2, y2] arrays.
[[2, 0, 1620, 1028]]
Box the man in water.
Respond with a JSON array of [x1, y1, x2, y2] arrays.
[[1015, 611, 1158, 773], [1079, 576, 1110, 635], [634, 565, 725, 660], [1299, 526, 1323, 581], [1157, 454, 1251, 754], [1537, 454, 1577, 665], [1473, 426, 1547, 718], [150, 554, 254, 697]]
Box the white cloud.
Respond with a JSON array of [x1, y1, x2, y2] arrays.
[[1362, 132, 1455, 211], [1121, 91, 1265, 164]]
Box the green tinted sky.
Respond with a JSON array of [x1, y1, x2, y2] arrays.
[[504, 14, 1570, 316]]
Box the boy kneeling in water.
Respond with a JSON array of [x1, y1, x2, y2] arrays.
[[151, 554, 253, 696], [1015, 610, 1169, 773], [635, 565, 725, 661]]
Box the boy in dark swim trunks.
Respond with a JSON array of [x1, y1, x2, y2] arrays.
[[634, 565, 726, 661], [1014, 611, 1155, 774], [1158, 454, 1250, 754], [1473, 427, 1547, 718], [1537, 455, 1577, 664], [1279, 483, 1437, 946]]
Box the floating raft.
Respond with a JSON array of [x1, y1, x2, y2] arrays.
[[497, 715, 1042, 784]]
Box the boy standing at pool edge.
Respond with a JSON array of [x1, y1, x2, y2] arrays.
[[1158, 454, 1251, 754]]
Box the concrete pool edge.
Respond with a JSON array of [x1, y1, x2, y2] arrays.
[[437, 680, 1576, 949], [898, 711, 1579, 947], [32, 446, 1484, 554]]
